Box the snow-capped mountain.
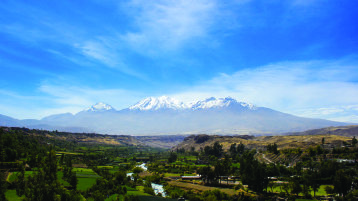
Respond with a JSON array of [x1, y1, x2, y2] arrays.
[[0, 96, 348, 135], [129, 96, 187, 111], [83, 102, 115, 112], [190, 97, 256, 110], [128, 96, 256, 111]]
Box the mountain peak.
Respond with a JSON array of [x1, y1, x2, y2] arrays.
[[129, 96, 256, 111], [191, 97, 256, 110], [129, 96, 187, 111], [84, 102, 115, 112]]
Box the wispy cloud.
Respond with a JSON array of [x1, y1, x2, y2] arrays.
[[171, 57, 358, 122], [0, 84, 142, 119], [75, 0, 228, 77], [77, 40, 146, 79], [38, 84, 143, 115], [294, 106, 358, 123], [119, 0, 220, 53]]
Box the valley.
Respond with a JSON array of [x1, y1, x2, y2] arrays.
[[1, 125, 357, 201]]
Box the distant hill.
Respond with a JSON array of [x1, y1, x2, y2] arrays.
[[174, 125, 357, 151], [0, 126, 185, 149], [0, 96, 348, 135], [286, 125, 358, 137]]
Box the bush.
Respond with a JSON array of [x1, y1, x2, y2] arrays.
[[143, 187, 155, 195], [124, 195, 140, 201]]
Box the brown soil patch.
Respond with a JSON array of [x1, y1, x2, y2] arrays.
[[167, 181, 247, 196]]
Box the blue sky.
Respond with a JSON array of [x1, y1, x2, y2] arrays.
[[0, 0, 358, 122]]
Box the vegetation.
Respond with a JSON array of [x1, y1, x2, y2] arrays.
[[1, 126, 358, 201]]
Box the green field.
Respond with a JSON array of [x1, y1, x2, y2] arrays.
[[74, 168, 100, 191], [77, 177, 98, 191], [127, 191, 152, 196], [5, 190, 24, 201], [164, 173, 196, 177], [270, 184, 332, 196], [56, 151, 83, 155], [7, 171, 34, 182], [105, 194, 121, 201], [57, 171, 70, 186]]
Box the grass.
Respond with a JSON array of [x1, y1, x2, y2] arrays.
[[7, 171, 34, 182], [105, 194, 121, 201], [269, 184, 332, 196], [232, 163, 240, 168], [77, 177, 98, 191], [164, 173, 180, 177], [168, 181, 238, 196], [73, 167, 100, 191], [178, 155, 197, 160], [57, 171, 70, 186], [73, 168, 95, 173], [194, 164, 208, 167], [127, 191, 152, 196], [97, 166, 113, 169], [5, 190, 24, 201], [56, 151, 83, 155]]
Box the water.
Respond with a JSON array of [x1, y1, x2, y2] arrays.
[[137, 163, 148, 171], [127, 163, 166, 197]]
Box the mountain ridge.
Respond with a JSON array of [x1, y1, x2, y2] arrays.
[[0, 96, 349, 135]]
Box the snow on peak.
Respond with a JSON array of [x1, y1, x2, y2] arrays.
[[85, 102, 115, 112], [190, 97, 256, 110], [129, 96, 187, 111]]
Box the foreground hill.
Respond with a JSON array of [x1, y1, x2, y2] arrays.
[[0, 96, 347, 135]]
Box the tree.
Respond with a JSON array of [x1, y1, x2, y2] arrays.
[[237, 142, 245, 155], [267, 143, 278, 154], [282, 182, 290, 196], [322, 137, 325, 145], [290, 176, 302, 196], [21, 149, 74, 201], [168, 152, 177, 163], [229, 143, 237, 158], [239, 150, 268, 193], [212, 142, 223, 157], [352, 136, 357, 146], [333, 169, 352, 197], [16, 163, 26, 196], [0, 171, 7, 201], [132, 167, 144, 174], [198, 166, 216, 184], [325, 186, 334, 196], [69, 172, 78, 190], [310, 170, 320, 197], [92, 190, 105, 201]]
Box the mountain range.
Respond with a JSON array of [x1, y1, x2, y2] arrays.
[[0, 96, 347, 135]]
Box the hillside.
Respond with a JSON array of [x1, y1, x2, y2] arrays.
[[0, 126, 186, 149], [135, 135, 186, 149], [286, 125, 358, 137], [174, 126, 356, 151]]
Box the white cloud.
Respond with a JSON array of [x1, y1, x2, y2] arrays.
[[328, 115, 358, 123], [120, 0, 219, 53], [76, 0, 226, 78], [170, 58, 358, 122], [38, 84, 142, 110], [0, 84, 145, 119], [77, 40, 147, 79]]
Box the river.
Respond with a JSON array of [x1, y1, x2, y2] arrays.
[[126, 163, 166, 197]]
